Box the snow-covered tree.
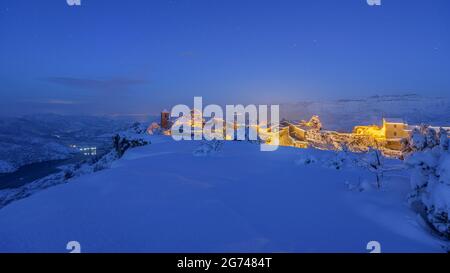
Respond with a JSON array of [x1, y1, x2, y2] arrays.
[[439, 128, 449, 151], [129, 122, 148, 134], [113, 134, 150, 158], [362, 148, 384, 189], [410, 127, 427, 151], [405, 126, 450, 239], [426, 127, 439, 148]]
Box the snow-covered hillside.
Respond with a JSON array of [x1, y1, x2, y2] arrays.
[[281, 94, 450, 131], [0, 136, 445, 253], [0, 114, 133, 173]]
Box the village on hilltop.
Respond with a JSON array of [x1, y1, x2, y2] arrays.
[[147, 110, 450, 158]]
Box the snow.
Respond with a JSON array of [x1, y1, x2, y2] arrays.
[[404, 127, 450, 238], [0, 136, 445, 252], [0, 160, 16, 173], [438, 153, 450, 186], [432, 153, 450, 230], [0, 150, 120, 209]]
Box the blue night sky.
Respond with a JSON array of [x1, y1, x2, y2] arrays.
[[0, 0, 449, 116]]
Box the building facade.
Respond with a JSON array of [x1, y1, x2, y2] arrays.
[[161, 111, 170, 129], [383, 118, 409, 139]]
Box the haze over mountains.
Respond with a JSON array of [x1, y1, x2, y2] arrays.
[[281, 94, 450, 131]]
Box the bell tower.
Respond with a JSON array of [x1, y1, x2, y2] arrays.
[[161, 110, 170, 129]]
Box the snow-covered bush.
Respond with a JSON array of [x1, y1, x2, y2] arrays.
[[402, 125, 442, 155], [294, 154, 317, 165], [405, 126, 450, 239], [193, 140, 223, 156], [128, 122, 149, 134], [327, 152, 347, 170], [111, 122, 153, 157], [63, 168, 75, 180], [439, 128, 450, 151], [113, 134, 150, 158], [324, 146, 357, 170]]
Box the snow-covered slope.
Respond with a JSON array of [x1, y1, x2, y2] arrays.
[[0, 137, 444, 252], [281, 94, 450, 131]]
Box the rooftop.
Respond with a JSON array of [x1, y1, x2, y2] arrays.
[[383, 118, 405, 124]]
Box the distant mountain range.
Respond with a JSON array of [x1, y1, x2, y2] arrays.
[[280, 94, 450, 131], [0, 114, 137, 173]]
